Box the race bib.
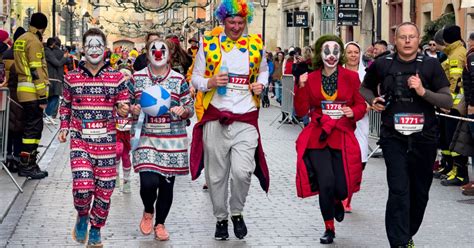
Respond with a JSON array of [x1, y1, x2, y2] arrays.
[[227, 74, 250, 95], [145, 115, 171, 129], [321, 101, 346, 119], [82, 119, 108, 138], [394, 113, 424, 135], [116, 117, 131, 131]]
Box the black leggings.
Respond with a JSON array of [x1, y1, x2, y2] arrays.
[[307, 147, 348, 221], [139, 172, 175, 225]]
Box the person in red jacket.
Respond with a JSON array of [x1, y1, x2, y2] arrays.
[[294, 35, 366, 244]]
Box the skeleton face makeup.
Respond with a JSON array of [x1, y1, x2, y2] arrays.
[[321, 41, 340, 69], [147, 40, 169, 68], [84, 35, 105, 65]]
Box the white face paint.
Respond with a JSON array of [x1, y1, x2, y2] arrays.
[[321, 41, 340, 69], [147, 40, 169, 68], [84, 35, 105, 65]]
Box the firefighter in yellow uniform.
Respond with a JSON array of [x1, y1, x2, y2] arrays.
[[434, 25, 469, 186], [13, 12, 49, 179]]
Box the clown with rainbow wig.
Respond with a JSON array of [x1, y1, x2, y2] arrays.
[[190, 0, 270, 241]]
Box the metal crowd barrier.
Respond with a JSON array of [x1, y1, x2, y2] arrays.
[[0, 88, 22, 192], [365, 110, 474, 160], [367, 109, 383, 160], [269, 74, 304, 129]]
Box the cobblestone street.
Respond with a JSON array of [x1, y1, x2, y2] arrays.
[[1, 105, 473, 247]]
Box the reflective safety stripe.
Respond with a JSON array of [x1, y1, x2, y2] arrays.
[[21, 53, 32, 82], [13, 40, 26, 51], [18, 82, 36, 88], [451, 89, 464, 105], [441, 150, 451, 155], [18, 82, 37, 93], [35, 83, 46, 90], [22, 138, 40, 145], [16, 87, 36, 94], [451, 152, 460, 157], [17, 86, 36, 93], [29, 61, 42, 68], [449, 68, 463, 74]]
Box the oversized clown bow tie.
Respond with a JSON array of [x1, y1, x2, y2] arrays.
[[220, 35, 248, 53]]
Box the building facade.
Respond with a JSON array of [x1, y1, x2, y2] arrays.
[[416, 0, 474, 41]]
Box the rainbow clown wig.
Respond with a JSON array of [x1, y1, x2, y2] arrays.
[[215, 0, 255, 24]]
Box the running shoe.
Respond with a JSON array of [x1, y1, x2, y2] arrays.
[[215, 220, 229, 240], [154, 224, 169, 241], [87, 227, 102, 248], [140, 212, 154, 235], [72, 215, 88, 243], [122, 180, 131, 193]]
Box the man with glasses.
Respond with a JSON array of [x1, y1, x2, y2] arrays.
[[425, 40, 440, 59], [361, 22, 452, 247]]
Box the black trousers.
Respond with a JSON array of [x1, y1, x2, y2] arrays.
[[306, 147, 347, 221], [139, 172, 175, 225], [20, 101, 43, 153], [7, 131, 22, 158], [379, 137, 437, 247]]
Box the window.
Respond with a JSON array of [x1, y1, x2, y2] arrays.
[[388, 0, 403, 41]]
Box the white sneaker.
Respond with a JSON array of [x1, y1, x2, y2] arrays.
[[43, 117, 51, 124], [49, 117, 58, 125], [122, 180, 131, 193], [48, 116, 58, 125], [43, 115, 57, 125], [115, 175, 121, 188]]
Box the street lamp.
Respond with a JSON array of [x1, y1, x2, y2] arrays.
[[82, 11, 91, 37], [66, 0, 77, 46], [259, 0, 269, 44], [52, 0, 57, 36]]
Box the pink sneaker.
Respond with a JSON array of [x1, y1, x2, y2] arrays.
[[154, 224, 169, 241], [140, 212, 154, 235], [342, 199, 352, 213]]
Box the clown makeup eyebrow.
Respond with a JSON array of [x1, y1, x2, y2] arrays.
[[85, 37, 104, 48]]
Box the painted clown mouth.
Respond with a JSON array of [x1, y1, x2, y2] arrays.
[[89, 54, 101, 58], [324, 57, 338, 65]]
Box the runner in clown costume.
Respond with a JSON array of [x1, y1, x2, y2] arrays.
[[294, 35, 366, 244], [131, 39, 194, 241], [190, 0, 270, 241], [59, 28, 130, 248]]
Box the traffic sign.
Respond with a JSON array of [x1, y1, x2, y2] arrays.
[[337, 0, 359, 26], [322, 4, 336, 21]]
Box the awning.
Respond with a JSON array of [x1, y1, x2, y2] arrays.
[[462, 0, 474, 8]]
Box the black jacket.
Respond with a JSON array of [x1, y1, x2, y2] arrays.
[[133, 53, 147, 72], [45, 46, 67, 96], [3, 48, 24, 133], [462, 49, 474, 106]]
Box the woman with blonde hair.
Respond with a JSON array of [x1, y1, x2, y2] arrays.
[[342, 41, 370, 213]]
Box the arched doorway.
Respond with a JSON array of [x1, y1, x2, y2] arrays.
[[445, 4, 454, 14], [113, 39, 135, 52]]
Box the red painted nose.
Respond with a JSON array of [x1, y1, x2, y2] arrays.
[[154, 50, 162, 60]]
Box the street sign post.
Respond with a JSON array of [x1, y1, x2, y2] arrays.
[[322, 4, 336, 21], [337, 0, 359, 26]]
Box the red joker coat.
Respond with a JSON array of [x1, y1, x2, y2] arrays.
[[294, 65, 366, 198]]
